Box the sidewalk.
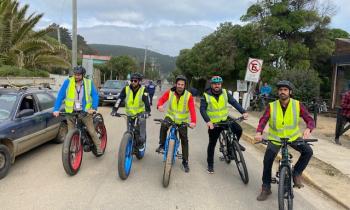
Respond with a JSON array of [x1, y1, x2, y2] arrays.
[[229, 108, 350, 209]]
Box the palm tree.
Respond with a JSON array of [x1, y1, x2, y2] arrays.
[[0, 0, 70, 70]]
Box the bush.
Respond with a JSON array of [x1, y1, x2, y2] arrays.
[[0, 65, 49, 77], [271, 68, 320, 102]]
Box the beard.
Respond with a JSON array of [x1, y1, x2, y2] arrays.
[[279, 93, 289, 100]]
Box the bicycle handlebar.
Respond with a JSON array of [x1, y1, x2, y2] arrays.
[[59, 111, 96, 116], [255, 138, 318, 145], [213, 116, 245, 127], [153, 118, 190, 128]]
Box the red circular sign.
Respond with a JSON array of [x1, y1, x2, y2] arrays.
[[249, 59, 262, 73]]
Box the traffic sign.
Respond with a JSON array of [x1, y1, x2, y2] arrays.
[[244, 58, 263, 82]]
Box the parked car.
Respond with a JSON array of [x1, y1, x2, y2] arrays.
[[98, 80, 128, 106], [0, 87, 67, 179]]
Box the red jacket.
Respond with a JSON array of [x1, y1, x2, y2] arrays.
[[157, 88, 196, 124]]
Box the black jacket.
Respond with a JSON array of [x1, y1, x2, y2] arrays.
[[200, 88, 245, 123], [114, 84, 151, 113]]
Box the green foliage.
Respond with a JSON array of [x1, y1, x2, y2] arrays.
[[272, 68, 321, 102], [106, 55, 137, 80], [0, 65, 49, 77], [0, 0, 70, 71]]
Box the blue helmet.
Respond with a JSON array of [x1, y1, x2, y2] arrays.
[[210, 76, 223, 84]]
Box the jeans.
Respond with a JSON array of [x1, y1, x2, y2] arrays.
[[207, 120, 242, 167], [262, 139, 313, 189], [159, 117, 189, 162]]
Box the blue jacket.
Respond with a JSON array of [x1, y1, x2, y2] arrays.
[[147, 84, 156, 94], [54, 78, 99, 112], [260, 85, 272, 96]]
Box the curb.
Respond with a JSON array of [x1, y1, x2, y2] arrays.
[[242, 131, 350, 210]]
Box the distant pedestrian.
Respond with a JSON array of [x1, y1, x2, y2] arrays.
[[335, 86, 350, 144], [147, 81, 156, 105]]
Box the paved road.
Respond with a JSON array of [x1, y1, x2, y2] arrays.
[[0, 91, 344, 210]]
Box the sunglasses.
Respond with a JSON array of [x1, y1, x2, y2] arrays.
[[130, 79, 139, 83]]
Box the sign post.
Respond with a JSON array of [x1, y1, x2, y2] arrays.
[[243, 58, 263, 109]]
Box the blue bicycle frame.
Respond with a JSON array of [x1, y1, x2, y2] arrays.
[[163, 125, 181, 164]]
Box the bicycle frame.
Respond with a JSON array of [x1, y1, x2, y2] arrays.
[[163, 125, 181, 163]]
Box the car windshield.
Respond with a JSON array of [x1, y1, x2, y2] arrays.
[[103, 81, 125, 89], [0, 94, 17, 120]]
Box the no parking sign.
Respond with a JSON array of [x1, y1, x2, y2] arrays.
[[244, 58, 263, 83]]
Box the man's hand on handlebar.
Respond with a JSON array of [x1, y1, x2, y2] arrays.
[[254, 132, 263, 142], [87, 109, 96, 115], [243, 112, 248, 120], [189, 122, 196, 129], [207, 121, 214, 130], [53, 111, 59, 117]]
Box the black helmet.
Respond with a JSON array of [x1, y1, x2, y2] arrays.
[[131, 72, 143, 80], [175, 75, 187, 83], [276, 80, 294, 90], [73, 66, 86, 75]]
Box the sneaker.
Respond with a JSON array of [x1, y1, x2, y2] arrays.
[[137, 142, 145, 151], [293, 175, 304, 188], [257, 187, 272, 201], [207, 165, 214, 174], [182, 161, 190, 173], [155, 145, 164, 153]]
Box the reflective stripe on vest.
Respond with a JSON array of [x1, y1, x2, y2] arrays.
[[204, 89, 229, 123], [268, 99, 301, 145], [125, 86, 145, 116], [65, 78, 92, 113], [166, 90, 191, 124]]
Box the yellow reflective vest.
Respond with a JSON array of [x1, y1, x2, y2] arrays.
[[204, 89, 229, 123], [125, 86, 145, 116], [65, 77, 92, 113], [268, 99, 301, 145], [166, 90, 191, 124]]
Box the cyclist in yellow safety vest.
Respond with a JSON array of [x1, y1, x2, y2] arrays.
[[255, 80, 315, 201], [111, 73, 151, 151], [200, 76, 248, 174], [156, 75, 196, 173], [53, 66, 102, 154]]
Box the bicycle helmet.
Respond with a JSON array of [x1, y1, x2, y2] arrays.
[[210, 76, 223, 84], [131, 72, 143, 81], [73, 66, 86, 75], [175, 75, 187, 83], [276, 80, 294, 90]]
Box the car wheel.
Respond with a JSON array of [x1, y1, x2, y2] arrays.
[[53, 122, 68, 144], [0, 144, 11, 179]]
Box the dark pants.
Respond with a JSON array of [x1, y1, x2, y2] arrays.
[[149, 93, 154, 105], [262, 140, 313, 189], [127, 116, 146, 144], [207, 120, 242, 167], [159, 117, 189, 162], [335, 112, 350, 144]]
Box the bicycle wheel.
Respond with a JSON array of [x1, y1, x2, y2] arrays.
[[62, 129, 83, 176], [118, 132, 133, 180], [219, 132, 231, 164], [92, 121, 108, 157], [232, 140, 249, 184], [163, 139, 175, 188], [278, 166, 293, 210]]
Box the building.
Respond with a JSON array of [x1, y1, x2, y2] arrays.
[[82, 55, 111, 87], [331, 38, 350, 109]]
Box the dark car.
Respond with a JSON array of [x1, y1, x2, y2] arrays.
[[98, 80, 128, 106], [0, 87, 67, 179]]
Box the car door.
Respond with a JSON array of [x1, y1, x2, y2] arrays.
[[34, 92, 61, 141], [13, 94, 46, 155]]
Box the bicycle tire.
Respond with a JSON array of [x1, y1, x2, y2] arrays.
[[232, 140, 249, 184], [62, 129, 83, 176], [163, 140, 175, 188], [219, 132, 231, 164], [92, 121, 108, 157], [278, 166, 293, 210], [118, 132, 133, 180]]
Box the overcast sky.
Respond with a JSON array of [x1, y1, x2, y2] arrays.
[[20, 0, 350, 56]]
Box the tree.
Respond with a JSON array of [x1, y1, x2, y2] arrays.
[[0, 0, 70, 70], [106, 55, 137, 79]]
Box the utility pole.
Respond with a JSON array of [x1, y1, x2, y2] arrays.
[[71, 0, 78, 73], [143, 46, 148, 75], [57, 26, 61, 44]]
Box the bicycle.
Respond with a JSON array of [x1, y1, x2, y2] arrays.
[[60, 111, 107, 176], [256, 138, 317, 210], [215, 116, 249, 184], [154, 118, 189, 188], [115, 112, 148, 180]]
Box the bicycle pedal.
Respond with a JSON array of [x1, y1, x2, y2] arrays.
[[219, 156, 225, 161], [83, 145, 90, 152], [271, 178, 277, 184]]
